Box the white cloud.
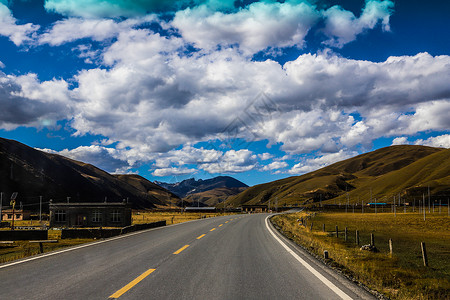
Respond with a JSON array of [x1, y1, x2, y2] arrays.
[[414, 134, 450, 148], [261, 161, 288, 171], [40, 145, 131, 173], [172, 1, 319, 55], [258, 153, 273, 160], [322, 0, 394, 48], [38, 16, 156, 46], [392, 137, 409, 145], [152, 146, 258, 175], [289, 150, 357, 175], [0, 2, 39, 45], [152, 167, 197, 177], [199, 149, 258, 174], [65, 27, 450, 158], [0, 72, 70, 130]]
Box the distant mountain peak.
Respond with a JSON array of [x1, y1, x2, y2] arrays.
[[156, 176, 248, 198]]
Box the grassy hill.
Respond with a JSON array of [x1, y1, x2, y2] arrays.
[[226, 145, 449, 207], [114, 174, 180, 207]]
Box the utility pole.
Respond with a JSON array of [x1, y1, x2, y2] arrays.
[[39, 196, 42, 222], [428, 186, 431, 213], [423, 194, 426, 221], [346, 191, 349, 213], [10, 192, 18, 230], [0, 192, 3, 221], [394, 195, 396, 217]]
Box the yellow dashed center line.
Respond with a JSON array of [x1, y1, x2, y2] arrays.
[[218, 224, 223, 227], [109, 268, 156, 299], [210, 228, 216, 231], [225, 221, 229, 223], [196, 234, 206, 239], [173, 244, 190, 254]]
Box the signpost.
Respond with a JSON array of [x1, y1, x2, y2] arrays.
[[10, 192, 18, 230]]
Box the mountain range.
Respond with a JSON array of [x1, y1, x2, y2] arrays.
[[0, 137, 179, 209], [2, 136, 448, 210], [226, 145, 450, 207], [156, 176, 248, 206]]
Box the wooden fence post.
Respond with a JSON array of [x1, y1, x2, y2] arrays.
[[356, 230, 359, 246], [323, 224, 325, 232], [336, 225, 339, 238], [324, 250, 329, 259], [344, 227, 348, 242], [421, 242, 428, 267], [389, 239, 393, 256], [371, 233, 375, 246]]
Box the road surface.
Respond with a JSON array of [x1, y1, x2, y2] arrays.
[[0, 213, 374, 299]]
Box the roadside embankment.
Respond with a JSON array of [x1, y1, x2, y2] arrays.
[[271, 211, 450, 300]]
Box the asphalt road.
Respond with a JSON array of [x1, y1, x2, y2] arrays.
[[0, 214, 375, 300]]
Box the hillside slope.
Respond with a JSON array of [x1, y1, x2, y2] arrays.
[[227, 145, 448, 207], [114, 174, 180, 206], [0, 137, 175, 209]]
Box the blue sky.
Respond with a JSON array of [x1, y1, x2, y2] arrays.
[[0, 0, 449, 186]]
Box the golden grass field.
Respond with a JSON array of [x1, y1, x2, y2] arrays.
[[0, 211, 235, 264], [272, 210, 450, 300], [132, 210, 234, 225]]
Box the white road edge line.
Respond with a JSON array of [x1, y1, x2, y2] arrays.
[[265, 216, 353, 300], [0, 215, 235, 270]]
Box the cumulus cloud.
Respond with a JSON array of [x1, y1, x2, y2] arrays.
[[0, 2, 39, 45], [152, 167, 197, 177], [289, 150, 357, 174], [151, 146, 258, 176], [66, 24, 450, 157], [414, 134, 450, 148], [40, 145, 130, 173], [0, 72, 70, 130], [38, 16, 156, 46], [322, 0, 394, 48], [261, 161, 288, 171], [172, 1, 319, 55], [392, 137, 409, 145], [258, 153, 273, 160]]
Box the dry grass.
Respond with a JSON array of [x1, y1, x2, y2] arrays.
[[0, 238, 94, 264], [132, 211, 237, 225], [272, 211, 450, 300]]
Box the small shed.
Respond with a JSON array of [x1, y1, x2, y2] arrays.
[[241, 204, 268, 213], [49, 202, 131, 228]]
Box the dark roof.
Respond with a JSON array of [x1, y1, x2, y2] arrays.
[[184, 207, 216, 211]]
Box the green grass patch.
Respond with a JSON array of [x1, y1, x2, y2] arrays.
[[272, 211, 450, 299]]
